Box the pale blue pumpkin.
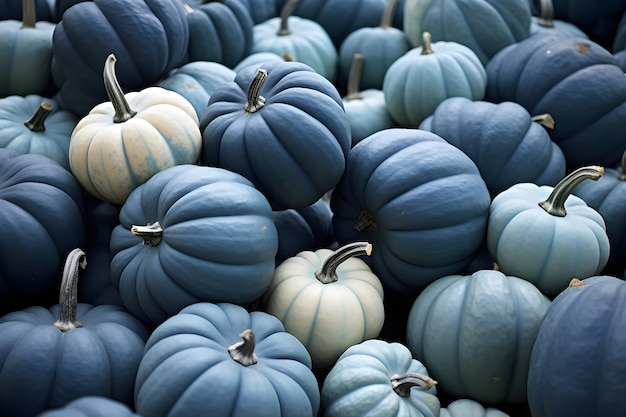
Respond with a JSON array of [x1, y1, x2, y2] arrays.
[[36, 396, 142, 417], [440, 399, 509, 417]]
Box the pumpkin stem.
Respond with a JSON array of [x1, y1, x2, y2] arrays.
[[103, 54, 137, 123], [277, 0, 299, 36], [24, 102, 53, 132], [227, 329, 258, 366], [282, 52, 293, 62], [53, 248, 87, 332], [538, 165, 604, 217], [618, 149, 626, 181], [390, 373, 438, 397], [531, 113, 555, 130], [354, 210, 377, 232], [314, 241, 372, 284], [379, 0, 399, 28], [131, 222, 163, 246], [183, 3, 194, 13], [536, 0, 555, 28], [421, 32, 434, 55], [345, 53, 365, 101], [21, 0, 37, 29], [244, 68, 268, 113]]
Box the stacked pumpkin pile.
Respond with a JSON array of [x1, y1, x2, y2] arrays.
[[1, 0, 626, 416]]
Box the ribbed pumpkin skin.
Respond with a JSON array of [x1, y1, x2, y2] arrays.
[[134, 302, 320, 417], [527, 275, 626, 417], [406, 270, 551, 404], [321, 339, 439, 417], [37, 396, 142, 417], [200, 60, 351, 210], [0, 95, 78, 170], [0, 303, 149, 417], [440, 399, 509, 417], [330, 128, 491, 296], [485, 34, 626, 168], [403, 0, 531, 65], [343, 89, 395, 146], [0, 149, 85, 307], [51, 0, 189, 116], [109, 164, 278, 325], [419, 97, 566, 197]]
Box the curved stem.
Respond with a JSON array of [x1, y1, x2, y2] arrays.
[[390, 373, 438, 397], [103, 54, 137, 123], [354, 210, 377, 232], [277, 0, 299, 36], [538, 165, 604, 217], [421, 32, 434, 55], [536, 0, 555, 28], [24, 102, 53, 132], [379, 0, 399, 28], [345, 53, 365, 101], [228, 329, 258, 366], [53, 248, 87, 332], [21, 0, 36, 28], [531, 113, 555, 130], [618, 149, 626, 181], [314, 242, 372, 284], [244, 68, 268, 113], [131, 222, 163, 246]]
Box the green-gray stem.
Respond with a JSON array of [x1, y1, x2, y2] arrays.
[[345, 53, 365, 101], [53, 248, 87, 332], [21, 0, 37, 29], [379, 0, 399, 28], [539, 165, 604, 217], [228, 329, 258, 366], [314, 242, 372, 284], [278, 0, 299, 36], [24, 102, 53, 132], [390, 373, 438, 397], [131, 222, 163, 246], [244, 68, 268, 113], [421, 32, 434, 55], [537, 0, 555, 28], [103, 54, 137, 123]]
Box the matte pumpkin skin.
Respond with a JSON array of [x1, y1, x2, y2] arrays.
[[440, 399, 509, 417], [110, 164, 278, 325], [69, 86, 201, 205], [419, 97, 566, 197], [487, 182, 610, 297], [406, 270, 551, 404], [527, 276, 626, 417], [321, 339, 439, 417], [134, 302, 320, 417], [36, 396, 143, 417], [0, 303, 149, 417], [343, 89, 395, 147], [330, 128, 491, 296], [200, 60, 351, 210], [485, 35, 626, 168]]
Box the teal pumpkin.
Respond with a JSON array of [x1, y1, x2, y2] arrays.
[[36, 396, 142, 417], [134, 302, 320, 417], [406, 269, 551, 404], [0, 95, 78, 170], [109, 164, 278, 325], [321, 339, 439, 417], [440, 399, 509, 417], [487, 166, 610, 297], [382, 32, 486, 128]]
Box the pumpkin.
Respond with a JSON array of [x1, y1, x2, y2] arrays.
[[527, 276, 626, 417], [0, 148, 85, 312], [406, 269, 551, 404], [233, 51, 285, 72], [337, 0, 410, 91], [529, 0, 588, 39], [440, 399, 509, 417], [342, 53, 395, 146], [155, 60, 236, 119], [68, 54, 201, 206], [614, 10, 626, 52], [331, 128, 491, 296], [485, 34, 626, 168], [382, 32, 487, 128], [321, 339, 439, 417], [0, 0, 54, 22], [0, 94, 79, 170], [239, 0, 285, 24], [183, 0, 254, 68], [36, 396, 142, 417], [0, 248, 149, 417], [109, 164, 278, 325], [51, 0, 189, 116], [263, 241, 384, 370], [487, 165, 610, 297], [250, 0, 338, 81], [0, 0, 55, 97], [134, 302, 320, 417], [403, 0, 531, 65], [199, 59, 351, 210], [418, 97, 566, 197]]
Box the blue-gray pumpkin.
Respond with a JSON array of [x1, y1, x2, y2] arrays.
[[36, 396, 143, 417]]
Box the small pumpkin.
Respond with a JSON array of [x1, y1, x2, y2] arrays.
[[134, 302, 320, 417], [440, 399, 509, 417], [36, 396, 142, 417], [263, 241, 385, 370], [69, 54, 201, 205]]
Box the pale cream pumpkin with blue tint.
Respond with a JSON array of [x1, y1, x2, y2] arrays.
[[69, 54, 201, 205]]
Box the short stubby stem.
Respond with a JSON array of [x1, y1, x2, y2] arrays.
[[228, 329, 258, 366], [244, 69, 268, 113], [24, 102, 53, 132], [131, 222, 163, 246]]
